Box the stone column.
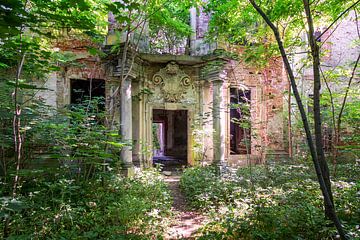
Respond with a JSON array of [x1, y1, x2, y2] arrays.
[[120, 77, 134, 176], [212, 79, 225, 167]]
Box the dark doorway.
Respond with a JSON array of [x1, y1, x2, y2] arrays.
[[230, 88, 251, 154], [152, 109, 187, 170]]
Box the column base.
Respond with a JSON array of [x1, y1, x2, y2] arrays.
[[120, 163, 135, 177], [212, 161, 228, 176]]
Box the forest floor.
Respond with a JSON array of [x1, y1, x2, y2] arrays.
[[163, 174, 207, 240]]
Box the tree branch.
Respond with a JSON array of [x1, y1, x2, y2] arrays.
[[320, 67, 336, 132], [316, 0, 360, 41], [337, 53, 360, 131], [249, 0, 348, 238]]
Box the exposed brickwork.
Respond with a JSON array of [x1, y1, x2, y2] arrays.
[[227, 49, 288, 162]]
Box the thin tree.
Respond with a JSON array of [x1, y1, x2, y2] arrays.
[[248, 0, 352, 238]]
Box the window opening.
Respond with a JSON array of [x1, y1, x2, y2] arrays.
[[70, 79, 105, 110], [230, 88, 251, 154]]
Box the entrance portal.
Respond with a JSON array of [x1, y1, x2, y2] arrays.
[[152, 109, 188, 170]]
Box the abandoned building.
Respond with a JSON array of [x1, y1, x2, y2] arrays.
[[40, 7, 289, 172]]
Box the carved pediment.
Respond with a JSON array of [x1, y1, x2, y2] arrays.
[[152, 62, 192, 102]]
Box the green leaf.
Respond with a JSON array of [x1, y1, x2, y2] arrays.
[[107, 141, 126, 147], [6, 81, 49, 90]]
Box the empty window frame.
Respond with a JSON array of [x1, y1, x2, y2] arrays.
[[230, 88, 251, 155], [70, 78, 105, 110]]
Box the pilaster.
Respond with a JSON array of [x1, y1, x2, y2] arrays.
[[120, 76, 134, 174], [112, 45, 141, 175], [204, 62, 228, 170]]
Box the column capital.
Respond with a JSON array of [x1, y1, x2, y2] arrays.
[[114, 65, 138, 80], [202, 60, 228, 82], [111, 44, 141, 79], [208, 69, 227, 82], [107, 76, 121, 83]]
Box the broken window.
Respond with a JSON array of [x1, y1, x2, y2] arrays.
[[70, 78, 105, 110], [230, 88, 251, 154], [70, 79, 106, 125]]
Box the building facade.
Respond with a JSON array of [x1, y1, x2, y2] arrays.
[[39, 7, 289, 170]]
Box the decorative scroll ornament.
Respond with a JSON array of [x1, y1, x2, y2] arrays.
[[152, 61, 193, 102]]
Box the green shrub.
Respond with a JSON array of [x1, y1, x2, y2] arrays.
[[181, 163, 360, 239], [180, 166, 219, 208], [0, 168, 172, 239], [180, 166, 242, 209]]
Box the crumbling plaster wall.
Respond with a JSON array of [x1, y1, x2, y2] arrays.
[[36, 72, 58, 108]]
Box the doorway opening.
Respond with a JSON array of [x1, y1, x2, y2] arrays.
[[152, 109, 188, 170]]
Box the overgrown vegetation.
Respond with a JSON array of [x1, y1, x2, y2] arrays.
[[0, 168, 172, 239], [1, 0, 359, 239], [0, 97, 172, 238], [180, 163, 360, 239], [208, 1, 359, 237], [0, 1, 184, 238]]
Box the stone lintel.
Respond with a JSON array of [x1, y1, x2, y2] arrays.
[[164, 103, 180, 110], [139, 53, 204, 65]]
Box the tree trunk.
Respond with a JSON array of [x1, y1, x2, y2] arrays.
[[249, 0, 348, 238], [288, 81, 293, 159], [12, 47, 26, 198], [303, 0, 334, 218]]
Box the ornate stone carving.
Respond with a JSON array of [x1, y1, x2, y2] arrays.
[[152, 62, 193, 102]]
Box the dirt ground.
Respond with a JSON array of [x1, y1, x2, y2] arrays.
[[163, 174, 206, 240]]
